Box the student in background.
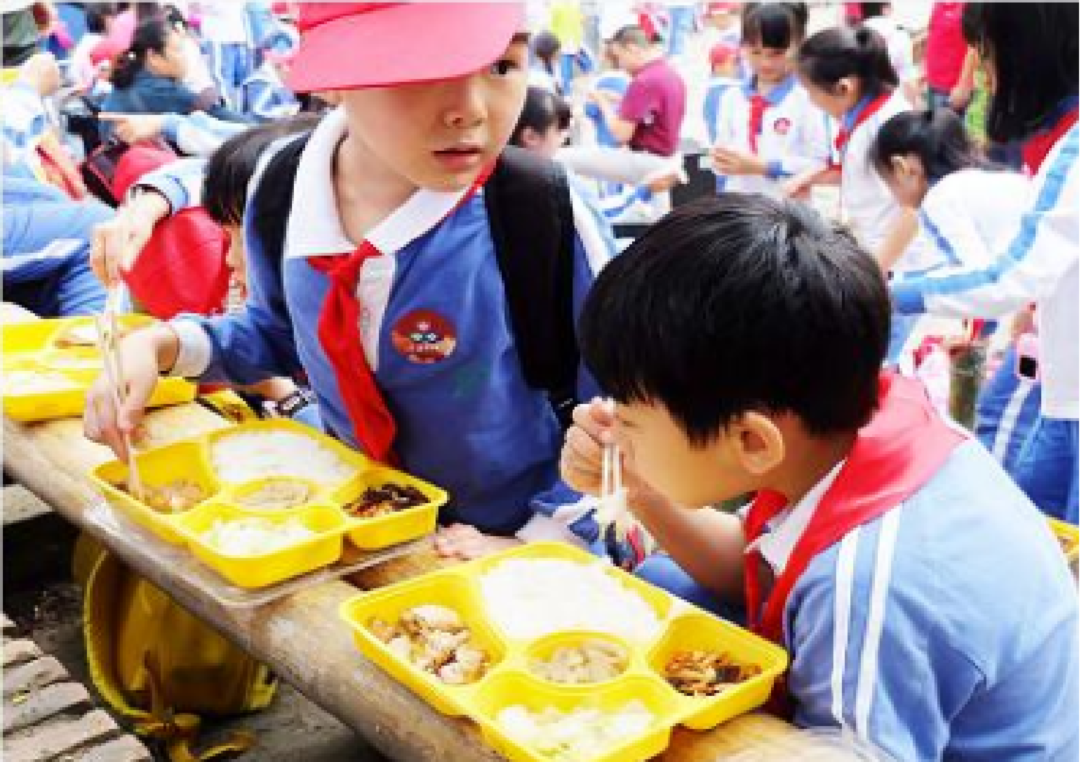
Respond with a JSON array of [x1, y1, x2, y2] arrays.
[[858, 3, 918, 106], [510, 86, 571, 158], [796, 25, 930, 365], [871, 108, 1037, 475], [100, 15, 246, 139], [709, 2, 830, 199], [561, 193, 1079, 761], [890, 3, 1078, 524]]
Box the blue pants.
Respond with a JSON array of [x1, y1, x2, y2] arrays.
[[3, 176, 110, 317], [1013, 417, 1079, 524], [975, 345, 1042, 476]]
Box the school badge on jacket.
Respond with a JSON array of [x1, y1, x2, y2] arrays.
[[391, 309, 457, 364]]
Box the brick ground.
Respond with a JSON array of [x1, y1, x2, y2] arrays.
[[1, 612, 152, 762]]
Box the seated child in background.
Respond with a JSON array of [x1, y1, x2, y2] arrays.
[[561, 193, 1079, 760]]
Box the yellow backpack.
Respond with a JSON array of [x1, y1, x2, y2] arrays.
[[75, 534, 276, 761]]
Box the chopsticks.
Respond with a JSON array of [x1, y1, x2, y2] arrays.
[[597, 413, 631, 543], [95, 287, 143, 499]]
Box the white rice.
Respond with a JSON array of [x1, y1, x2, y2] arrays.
[[200, 517, 315, 556], [478, 558, 662, 643], [210, 430, 354, 486]]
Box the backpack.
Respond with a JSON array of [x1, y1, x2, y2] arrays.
[[252, 138, 581, 428], [76, 535, 270, 761]]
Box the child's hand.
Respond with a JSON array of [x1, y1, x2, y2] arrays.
[[83, 326, 173, 462], [433, 524, 522, 560], [90, 190, 170, 287], [710, 146, 767, 177], [99, 113, 166, 145]]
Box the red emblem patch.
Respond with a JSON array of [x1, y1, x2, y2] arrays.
[[391, 309, 457, 364], [773, 117, 792, 135]]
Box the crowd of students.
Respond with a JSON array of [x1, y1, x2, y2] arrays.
[[2, 2, 1078, 759]]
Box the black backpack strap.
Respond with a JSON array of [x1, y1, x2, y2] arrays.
[[483, 146, 580, 429], [251, 132, 312, 300]]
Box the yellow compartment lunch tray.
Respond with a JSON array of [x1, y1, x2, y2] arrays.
[[90, 419, 447, 587], [341, 542, 789, 762], [2, 316, 195, 422], [1049, 517, 1079, 566]]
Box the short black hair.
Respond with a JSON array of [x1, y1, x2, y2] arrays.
[[741, 2, 808, 50], [85, 3, 118, 34], [202, 114, 322, 227], [798, 25, 898, 100], [531, 30, 561, 64], [872, 108, 991, 182], [612, 25, 653, 49], [962, 3, 1078, 143], [579, 195, 891, 445], [510, 86, 570, 147]]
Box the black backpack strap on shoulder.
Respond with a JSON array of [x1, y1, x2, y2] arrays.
[[251, 132, 312, 295], [483, 146, 580, 429]]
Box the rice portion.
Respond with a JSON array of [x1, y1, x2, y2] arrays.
[[478, 558, 662, 642], [210, 430, 355, 487]]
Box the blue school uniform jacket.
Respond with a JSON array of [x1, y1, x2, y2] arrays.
[[144, 109, 616, 542], [782, 441, 1078, 760]]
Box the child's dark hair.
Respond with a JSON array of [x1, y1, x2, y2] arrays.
[[741, 2, 808, 50], [798, 25, 897, 99], [962, 3, 1078, 143], [872, 109, 990, 183], [579, 195, 891, 444], [202, 114, 322, 227], [510, 87, 571, 148], [532, 30, 561, 68], [110, 15, 173, 89], [857, 3, 888, 20], [85, 3, 118, 34]]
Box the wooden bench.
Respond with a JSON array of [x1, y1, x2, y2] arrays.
[[2, 310, 804, 760]]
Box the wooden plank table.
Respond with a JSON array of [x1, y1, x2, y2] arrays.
[[3, 310, 803, 759]]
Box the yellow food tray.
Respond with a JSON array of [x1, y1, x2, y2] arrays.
[[340, 542, 789, 762], [2, 316, 195, 422], [91, 419, 446, 562], [173, 502, 348, 588], [1049, 518, 1079, 565]]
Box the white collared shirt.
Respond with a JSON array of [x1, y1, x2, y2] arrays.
[[283, 108, 478, 371], [745, 460, 846, 577]]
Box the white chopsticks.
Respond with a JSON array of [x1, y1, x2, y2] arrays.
[[95, 287, 143, 499]]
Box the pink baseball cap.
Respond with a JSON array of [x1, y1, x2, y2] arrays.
[[287, 2, 525, 93]]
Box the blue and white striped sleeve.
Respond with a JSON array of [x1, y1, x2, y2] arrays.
[[164, 111, 250, 157], [785, 517, 982, 761], [133, 156, 208, 213], [892, 128, 1079, 317]]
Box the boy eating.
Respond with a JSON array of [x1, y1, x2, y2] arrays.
[[562, 194, 1078, 760]]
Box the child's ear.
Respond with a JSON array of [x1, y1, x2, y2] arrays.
[[731, 412, 785, 475], [833, 77, 854, 99]]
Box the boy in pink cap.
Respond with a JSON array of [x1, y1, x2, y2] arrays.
[[86, 2, 619, 560]]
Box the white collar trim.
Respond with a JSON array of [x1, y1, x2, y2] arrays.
[[747, 460, 846, 576], [284, 107, 475, 260]]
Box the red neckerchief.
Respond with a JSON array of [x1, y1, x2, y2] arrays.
[[307, 167, 493, 464], [748, 93, 769, 153], [832, 92, 892, 171], [743, 373, 966, 716], [1022, 101, 1079, 175]]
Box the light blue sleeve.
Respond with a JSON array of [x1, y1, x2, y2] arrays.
[[784, 521, 982, 762], [892, 128, 1079, 317], [135, 156, 208, 213], [164, 111, 250, 156]]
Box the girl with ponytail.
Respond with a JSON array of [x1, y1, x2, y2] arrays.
[[101, 15, 246, 140], [872, 108, 1037, 475], [796, 24, 930, 365]]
